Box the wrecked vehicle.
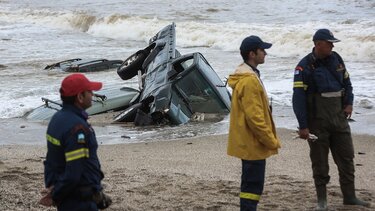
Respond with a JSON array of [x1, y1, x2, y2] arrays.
[[26, 23, 231, 124], [25, 86, 139, 121], [113, 23, 231, 125]]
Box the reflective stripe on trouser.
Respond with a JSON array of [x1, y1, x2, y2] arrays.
[[307, 95, 355, 187], [240, 159, 266, 211]]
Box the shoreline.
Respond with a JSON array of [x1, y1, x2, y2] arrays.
[[2, 107, 375, 146], [0, 128, 373, 210]]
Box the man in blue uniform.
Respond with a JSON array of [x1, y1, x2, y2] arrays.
[[41, 73, 111, 210], [293, 29, 370, 210]]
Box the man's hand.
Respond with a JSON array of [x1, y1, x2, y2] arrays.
[[298, 128, 310, 140], [39, 186, 54, 207], [344, 105, 353, 119]]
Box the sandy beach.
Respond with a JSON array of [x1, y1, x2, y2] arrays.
[[0, 127, 374, 210]]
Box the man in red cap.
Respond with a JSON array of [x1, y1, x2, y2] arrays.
[[40, 73, 112, 210]]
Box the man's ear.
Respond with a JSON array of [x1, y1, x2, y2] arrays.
[[76, 92, 84, 103], [248, 51, 255, 59]]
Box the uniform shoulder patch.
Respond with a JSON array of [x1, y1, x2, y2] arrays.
[[294, 66, 303, 75], [77, 133, 86, 144], [336, 64, 345, 72], [295, 66, 303, 71]]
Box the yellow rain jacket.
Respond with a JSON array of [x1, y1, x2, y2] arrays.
[[227, 63, 280, 160]]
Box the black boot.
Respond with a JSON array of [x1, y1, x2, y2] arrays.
[[315, 185, 328, 211], [341, 183, 370, 207]]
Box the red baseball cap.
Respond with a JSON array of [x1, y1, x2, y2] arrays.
[[60, 73, 102, 97]]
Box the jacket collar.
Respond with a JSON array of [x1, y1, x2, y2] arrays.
[[234, 62, 260, 78], [62, 103, 89, 120], [245, 62, 260, 77]]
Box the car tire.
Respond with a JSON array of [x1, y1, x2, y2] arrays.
[[117, 50, 149, 80], [113, 102, 143, 122]]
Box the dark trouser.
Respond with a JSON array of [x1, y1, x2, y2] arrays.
[[57, 188, 98, 211], [307, 95, 355, 188], [57, 198, 97, 211], [240, 159, 266, 211]]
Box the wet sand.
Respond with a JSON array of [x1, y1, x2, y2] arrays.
[[0, 128, 374, 210]]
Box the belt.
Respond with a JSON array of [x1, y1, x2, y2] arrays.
[[321, 91, 343, 98]]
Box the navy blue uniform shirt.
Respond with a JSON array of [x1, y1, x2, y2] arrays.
[[44, 104, 104, 203], [292, 50, 354, 129]]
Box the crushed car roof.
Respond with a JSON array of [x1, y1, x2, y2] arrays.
[[44, 58, 123, 72]]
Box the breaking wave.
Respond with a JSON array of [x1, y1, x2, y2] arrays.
[[1, 8, 374, 62]]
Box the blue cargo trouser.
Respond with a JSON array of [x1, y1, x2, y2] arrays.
[[57, 198, 97, 211], [57, 190, 98, 211], [240, 159, 266, 211]]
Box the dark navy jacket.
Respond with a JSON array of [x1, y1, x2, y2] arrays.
[[292, 50, 354, 129], [44, 104, 104, 203]]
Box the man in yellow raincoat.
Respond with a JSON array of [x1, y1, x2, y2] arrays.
[[227, 35, 281, 211]]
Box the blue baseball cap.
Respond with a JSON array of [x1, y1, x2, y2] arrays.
[[240, 35, 272, 51], [313, 29, 340, 42]]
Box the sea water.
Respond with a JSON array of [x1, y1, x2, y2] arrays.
[[0, 0, 374, 144]]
